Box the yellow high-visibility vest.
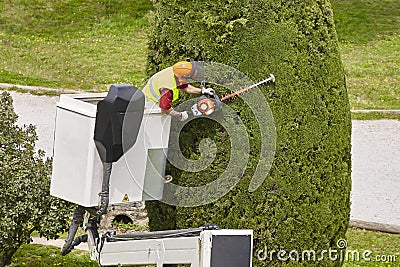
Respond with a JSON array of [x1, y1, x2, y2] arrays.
[[142, 67, 180, 103]]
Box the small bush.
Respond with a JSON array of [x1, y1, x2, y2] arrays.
[[0, 92, 73, 267]]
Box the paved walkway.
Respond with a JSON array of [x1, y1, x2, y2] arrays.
[[31, 237, 88, 251], [4, 90, 400, 228], [8, 91, 58, 155], [351, 120, 400, 226]]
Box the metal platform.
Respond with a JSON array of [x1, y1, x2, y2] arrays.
[[88, 227, 253, 267]]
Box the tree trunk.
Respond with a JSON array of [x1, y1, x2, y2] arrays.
[[0, 246, 18, 267]]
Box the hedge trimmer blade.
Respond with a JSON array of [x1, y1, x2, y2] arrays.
[[221, 74, 275, 102]]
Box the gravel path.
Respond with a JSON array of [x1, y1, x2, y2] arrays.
[[4, 90, 400, 229]]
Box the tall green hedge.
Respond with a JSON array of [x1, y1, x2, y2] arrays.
[[146, 0, 351, 266]]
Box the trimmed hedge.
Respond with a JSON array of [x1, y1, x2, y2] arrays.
[[146, 0, 351, 266]]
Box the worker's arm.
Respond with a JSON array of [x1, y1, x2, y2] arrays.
[[181, 84, 202, 95], [182, 84, 215, 95], [162, 108, 188, 121], [159, 89, 188, 121], [162, 108, 180, 117]]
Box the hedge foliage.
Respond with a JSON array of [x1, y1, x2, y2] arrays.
[[146, 0, 351, 266], [0, 92, 74, 267]]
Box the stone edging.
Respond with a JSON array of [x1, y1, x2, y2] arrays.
[[351, 110, 400, 114], [350, 219, 400, 234], [0, 83, 84, 95]]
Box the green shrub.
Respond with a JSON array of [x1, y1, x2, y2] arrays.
[[146, 0, 351, 266], [0, 92, 73, 267]]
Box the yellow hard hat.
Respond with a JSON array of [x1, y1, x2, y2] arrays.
[[172, 61, 194, 82]]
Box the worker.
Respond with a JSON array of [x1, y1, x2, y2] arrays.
[[142, 59, 215, 121]]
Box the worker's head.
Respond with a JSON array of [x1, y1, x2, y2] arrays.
[[173, 59, 204, 83]]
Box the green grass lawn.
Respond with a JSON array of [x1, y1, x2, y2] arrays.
[[9, 244, 97, 267], [0, 0, 152, 92], [332, 0, 400, 110], [343, 228, 400, 267]]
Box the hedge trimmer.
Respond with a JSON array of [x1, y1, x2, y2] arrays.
[[191, 74, 275, 117]]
